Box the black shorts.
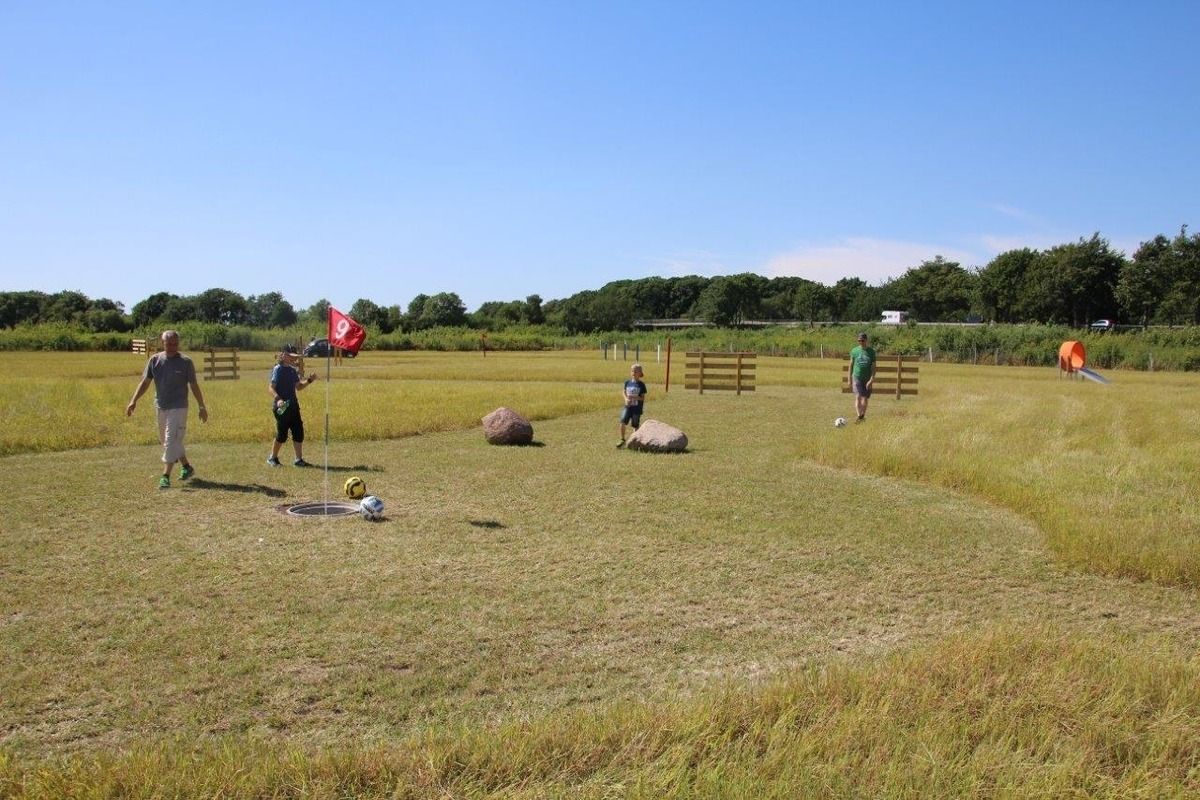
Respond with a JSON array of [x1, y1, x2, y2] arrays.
[[274, 402, 304, 443]]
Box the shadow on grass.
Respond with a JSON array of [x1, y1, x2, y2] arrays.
[[469, 519, 506, 529], [487, 441, 546, 448], [187, 479, 287, 498], [309, 463, 386, 473]]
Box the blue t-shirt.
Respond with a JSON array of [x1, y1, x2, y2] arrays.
[[270, 363, 302, 406], [623, 379, 647, 412]]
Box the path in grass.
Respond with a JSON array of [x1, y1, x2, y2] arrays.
[[1, 388, 1196, 755]]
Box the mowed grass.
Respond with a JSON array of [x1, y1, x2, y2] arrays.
[[1, 351, 1198, 795]]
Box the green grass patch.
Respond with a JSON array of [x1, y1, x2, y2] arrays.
[[1, 351, 1198, 794]]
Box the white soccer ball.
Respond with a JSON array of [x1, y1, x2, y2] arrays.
[[834, 417, 847, 428], [360, 495, 384, 521]]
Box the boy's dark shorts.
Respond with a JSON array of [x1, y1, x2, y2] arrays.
[[620, 407, 642, 427], [274, 403, 304, 443], [852, 378, 872, 398]]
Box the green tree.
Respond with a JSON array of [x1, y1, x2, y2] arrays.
[[0, 291, 49, 328], [161, 296, 200, 322], [667, 276, 710, 318], [403, 294, 430, 330], [887, 257, 976, 321], [303, 299, 331, 325], [44, 291, 91, 323], [418, 292, 468, 328], [1155, 226, 1200, 325], [1117, 235, 1171, 327], [349, 298, 384, 329], [524, 294, 545, 324], [247, 292, 297, 328], [195, 288, 250, 325], [828, 277, 868, 322], [691, 273, 767, 325], [131, 292, 177, 327], [1030, 234, 1124, 326], [978, 248, 1038, 322], [792, 281, 831, 324]]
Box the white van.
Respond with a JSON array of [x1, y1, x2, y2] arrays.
[[880, 310, 908, 325]]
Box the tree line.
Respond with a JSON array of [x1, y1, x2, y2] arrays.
[[3, 228, 1197, 334]]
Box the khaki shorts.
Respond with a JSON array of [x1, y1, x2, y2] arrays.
[[157, 407, 189, 463]]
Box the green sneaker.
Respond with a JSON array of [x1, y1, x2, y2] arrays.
[[158, 475, 170, 489], [180, 464, 195, 481]]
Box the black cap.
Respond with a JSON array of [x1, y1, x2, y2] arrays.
[[281, 344, 297, 354], [856, 332, 868, 341]]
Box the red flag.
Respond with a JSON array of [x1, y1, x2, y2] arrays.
[[328, 307, 367, 355]]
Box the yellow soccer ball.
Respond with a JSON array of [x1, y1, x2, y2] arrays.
[[343, 476, 366, 499]]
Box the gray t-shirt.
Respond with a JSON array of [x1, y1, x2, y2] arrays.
[[143, 352, 196, 410]]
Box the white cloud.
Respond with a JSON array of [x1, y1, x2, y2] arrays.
[[764, 238, 979, 285]]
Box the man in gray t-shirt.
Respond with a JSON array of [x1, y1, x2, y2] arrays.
[[126, 330, 209, 489]]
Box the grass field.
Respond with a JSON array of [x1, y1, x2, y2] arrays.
[[1, 351, 1197, 796]]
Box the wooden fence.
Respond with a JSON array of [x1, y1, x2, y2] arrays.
[[684, 351, 756, 394], [204, 347, 240, 380], [841, 354, 920, 398], [131, 338, 156, 357]]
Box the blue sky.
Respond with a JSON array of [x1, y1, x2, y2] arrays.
[[2, 1, 1197, 313]]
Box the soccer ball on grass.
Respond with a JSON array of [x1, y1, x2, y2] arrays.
[[344, 476, 366, 499], [360, 495, 384, 520], [834, 417, 847, 428]]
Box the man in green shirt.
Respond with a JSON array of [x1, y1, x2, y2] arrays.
[[848, 331, 877, 422]]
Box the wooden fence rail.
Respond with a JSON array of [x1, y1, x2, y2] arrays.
[[684, 351, 756, 394], [204, 347, 240, 381], [131, 338, 157, 357], [841, 354, 920, 398]]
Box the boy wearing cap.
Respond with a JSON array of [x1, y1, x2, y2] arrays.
[[616, 363, 648, 448], [268, 346, 318, 466], [849, 332, 877, 422]]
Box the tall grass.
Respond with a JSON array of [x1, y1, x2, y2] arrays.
[[790, 361, 1200, 586], [2, 629, 1196, 797]]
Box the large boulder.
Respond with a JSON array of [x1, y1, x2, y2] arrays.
[[626, 419, 688, 453], [482, 407, 534, 445]]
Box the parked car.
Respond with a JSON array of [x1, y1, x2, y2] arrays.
[[302, 337, 357, 358], [1089, 319, 1115, 332]]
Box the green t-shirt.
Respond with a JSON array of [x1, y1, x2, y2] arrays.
[[850, 345, 877, 380]]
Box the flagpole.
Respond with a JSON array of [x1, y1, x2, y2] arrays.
[[324, 347, 331, 511]]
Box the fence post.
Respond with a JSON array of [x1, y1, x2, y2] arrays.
[[665, 337, 672, 393], [736, 352, 744, 395], [698, 351, 706, 394], [896, 354, 903, 399]]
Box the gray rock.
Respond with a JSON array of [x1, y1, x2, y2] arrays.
[[482, 407, 534, 445], [626, 419, 688, 453]]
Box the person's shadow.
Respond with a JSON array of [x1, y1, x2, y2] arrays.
[[186, 479, 287, 498]]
